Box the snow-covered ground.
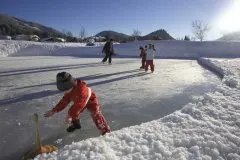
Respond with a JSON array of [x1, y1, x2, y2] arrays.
[[1, 40, 240, 58], [34, 61, 240, 160], [199, 58, 240, 89], [0, 40, 239, 160]]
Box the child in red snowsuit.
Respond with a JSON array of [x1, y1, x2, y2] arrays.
[[145, 43, 156, 73], [44, 72, 111, 135], [139, 46, 146, 69]]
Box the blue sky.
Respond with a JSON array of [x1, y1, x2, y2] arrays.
[[0, 0, 234, 40]]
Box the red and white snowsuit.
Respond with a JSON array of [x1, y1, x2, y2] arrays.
[[52, 79, 110, 135], [145, 48, 155, 72]]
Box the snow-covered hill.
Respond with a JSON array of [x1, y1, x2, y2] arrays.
[[0, 13, 64, 37], [219, 31, 240, 41]]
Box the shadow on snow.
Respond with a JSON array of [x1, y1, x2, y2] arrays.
[[0, 69, 146, 106]]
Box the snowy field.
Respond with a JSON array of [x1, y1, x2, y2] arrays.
[[0, 40, 239, 160]]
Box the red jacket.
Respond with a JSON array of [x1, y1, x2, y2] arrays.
[[52, 79, 92, 119]]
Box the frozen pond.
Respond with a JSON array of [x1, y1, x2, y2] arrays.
[[0, 57, 221, 160]]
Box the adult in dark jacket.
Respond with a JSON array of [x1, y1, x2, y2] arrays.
[[102, 39, 114, 64]]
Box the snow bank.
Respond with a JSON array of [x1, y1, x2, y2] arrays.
[[197, 58, 225, 78], [35, 60, 240, 160], [198, 58, 239, 88], [0, 40, 105, 57], [0, 40, 30, 57], [1, 40, 240, 58], [117, 40, 240, 58]]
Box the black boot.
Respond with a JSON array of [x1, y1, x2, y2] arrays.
[[72, 119, 81, 129], [66, 119, 81, 132], [66, 125, 76, 132]]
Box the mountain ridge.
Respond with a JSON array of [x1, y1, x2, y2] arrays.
[[0, 14, 175, 41]]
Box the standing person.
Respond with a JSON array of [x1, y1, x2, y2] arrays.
[[144, 45, 148, 53], [102, 39, 114, 64], [145, 43, 156, 73], [139, 46, 146, 69], [144, 45, 148, 50], [152, 44, 156, 51], [44, 72, 111, 135]]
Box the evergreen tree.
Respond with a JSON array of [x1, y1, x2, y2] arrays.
[[184, 35, 190, 41]]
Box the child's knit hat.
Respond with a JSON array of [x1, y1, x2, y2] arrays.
[[56, 72, 74, 91]]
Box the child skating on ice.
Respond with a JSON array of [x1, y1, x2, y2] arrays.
[[139, 46, 146, 69], [145, 43, 156, 73], [44, 72, 111, 135]]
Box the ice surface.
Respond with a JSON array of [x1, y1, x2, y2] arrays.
[[34, 59, 240, 160], [0, 57, 220, 160]]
